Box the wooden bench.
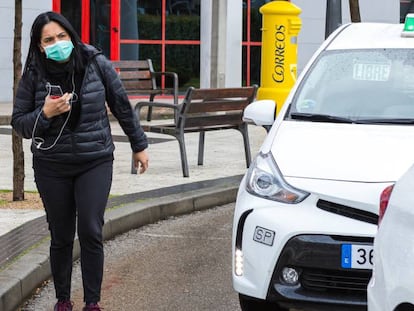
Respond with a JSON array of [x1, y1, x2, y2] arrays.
[[132, 85, 258, 177], [112, 59, 179, 121]]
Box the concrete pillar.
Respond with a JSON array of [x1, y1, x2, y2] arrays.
[[200, 0, 242, 88]]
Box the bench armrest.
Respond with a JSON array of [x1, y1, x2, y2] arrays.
[[152, 71, 178, 80], [134, 101, 180, 122], [151, 71, 179, 105], [135, 101, 179, 110]]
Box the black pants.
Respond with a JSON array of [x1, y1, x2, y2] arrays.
[[34, 157, 113, 304]]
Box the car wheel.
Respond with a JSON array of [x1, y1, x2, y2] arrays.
[[239, 294, 289, 311]]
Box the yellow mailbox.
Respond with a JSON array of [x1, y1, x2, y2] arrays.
[[258, 0, 302, 115]]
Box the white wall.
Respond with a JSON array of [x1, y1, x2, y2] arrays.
[[0, 0, 51, 102]]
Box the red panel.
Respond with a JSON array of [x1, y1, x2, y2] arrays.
[[110, 0, 120, 60], [52, 0, 61, 12], [81, 0, 90, 43]]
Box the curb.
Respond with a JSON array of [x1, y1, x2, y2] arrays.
[[0, 182, 239, 311]]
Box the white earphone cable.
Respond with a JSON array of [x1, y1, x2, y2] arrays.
[[32, 74, 75, 151]]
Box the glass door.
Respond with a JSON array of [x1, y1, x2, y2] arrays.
[[53, 0, 120, 59]]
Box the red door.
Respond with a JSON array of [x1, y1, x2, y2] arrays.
[[53, 0, 120, 60]]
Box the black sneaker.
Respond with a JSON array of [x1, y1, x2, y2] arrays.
[[54, 300, 73, 311], [82, 303, 102, 311]]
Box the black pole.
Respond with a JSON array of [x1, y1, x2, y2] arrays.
[[325, 0, 342, 39]]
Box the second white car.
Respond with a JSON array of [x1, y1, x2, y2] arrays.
[[368, 163, 414, 311]]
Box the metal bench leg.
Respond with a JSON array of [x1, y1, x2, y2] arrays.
[[146, 106, 153, 122], [197, 131, 205, 165], [147, 95, 156, 121], [177, 133, 190, 177], [240, 125, 252, 168]]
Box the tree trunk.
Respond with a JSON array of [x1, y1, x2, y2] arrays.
[[12, 0, 24, 201], [349, 0, 361, 22]]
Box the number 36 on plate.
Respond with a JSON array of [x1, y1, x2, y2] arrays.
[[341, 244, 373, 269]]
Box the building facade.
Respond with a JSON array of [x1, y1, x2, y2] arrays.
[[0, 0, 400, 102]]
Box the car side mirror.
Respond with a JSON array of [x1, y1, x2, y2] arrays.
[[243, 99, 276, 131]]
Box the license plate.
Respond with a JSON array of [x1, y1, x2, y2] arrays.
[[341, 244, 373, 269], [253, 226, 275, 246]]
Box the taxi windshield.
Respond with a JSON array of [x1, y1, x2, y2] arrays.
[[290, 49, 414, 123]]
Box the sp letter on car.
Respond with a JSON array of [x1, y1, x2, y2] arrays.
[[253, 226, 275, 246]]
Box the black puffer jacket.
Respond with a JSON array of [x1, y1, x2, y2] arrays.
[[11, 45, 147, 163]]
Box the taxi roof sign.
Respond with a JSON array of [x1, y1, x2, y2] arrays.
[[402, 13, 414, 37]]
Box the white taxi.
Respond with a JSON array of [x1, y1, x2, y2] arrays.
[[368, 163, 414, 311], [232, 20, 414, 311]]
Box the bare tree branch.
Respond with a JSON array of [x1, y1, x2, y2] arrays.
[[12, 0, 24, 201], [349, 0, 361, 22]]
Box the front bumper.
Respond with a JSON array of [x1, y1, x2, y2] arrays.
[[232, 181, 379, 310], [267, 234, 372, 309]]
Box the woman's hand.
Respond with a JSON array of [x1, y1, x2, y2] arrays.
[[42, 93, 73, 119], [133, 149, 149, 174]]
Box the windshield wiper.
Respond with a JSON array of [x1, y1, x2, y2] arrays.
[[290, 112, 354, 123], [354, 118, 414, 125]]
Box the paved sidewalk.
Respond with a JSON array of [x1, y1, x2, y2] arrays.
[[0, 100, 266, 219], [0, 101, 267, 311]]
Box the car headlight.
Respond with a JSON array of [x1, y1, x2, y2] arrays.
[[246, 152, 309, 203]]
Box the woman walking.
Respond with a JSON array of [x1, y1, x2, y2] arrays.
[[11, 11, 149, 311]]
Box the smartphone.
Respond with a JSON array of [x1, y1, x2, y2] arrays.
[[46, 83, 63, 99]]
